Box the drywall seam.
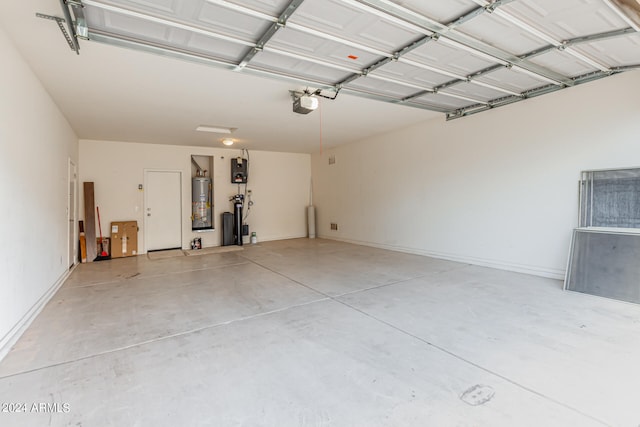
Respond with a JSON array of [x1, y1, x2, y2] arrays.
[[0, 268, 73, 363]]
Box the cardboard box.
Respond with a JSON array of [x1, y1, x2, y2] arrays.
[[110, 221, 138, 258]]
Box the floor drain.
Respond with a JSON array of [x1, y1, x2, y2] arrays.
[[460, 384, 495, 406]]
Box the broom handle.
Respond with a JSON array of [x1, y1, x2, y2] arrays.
[[97, 207, 104, 241]]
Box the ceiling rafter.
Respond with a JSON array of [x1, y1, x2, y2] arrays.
[[332, 1, 536, 104], [182, 0, 513, 107], [375, 2, 640, 116], [442, 25, 639, 120], [234, 0, 305, 70], [82, 0, 255, 47], [59, 0, 80, 53], [439, 27, 636, 96], [293, 2, 527, 102], [486, 3, 611, 72], [87, 26, 448, 114], [66, 0, 640, 120], [354, 0, 574, 86]]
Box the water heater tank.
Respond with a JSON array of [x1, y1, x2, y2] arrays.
[[192, 177, 212, 230]]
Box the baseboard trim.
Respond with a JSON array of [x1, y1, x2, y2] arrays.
[[319, 235, 565, 280], [0, 266, 74, 363], [247, 233, 308, 244]]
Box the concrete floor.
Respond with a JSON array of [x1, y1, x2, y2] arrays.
[[1, 238, 639, 426]]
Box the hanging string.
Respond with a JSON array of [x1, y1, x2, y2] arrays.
[[318, 96, 323, 155]]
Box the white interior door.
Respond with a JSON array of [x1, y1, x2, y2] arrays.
[[145, 170, 182, 251], [68, 159, 77, 268]]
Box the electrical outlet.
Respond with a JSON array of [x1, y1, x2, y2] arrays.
[[328, 155, 336, 165], [330, 223, 338, 231]]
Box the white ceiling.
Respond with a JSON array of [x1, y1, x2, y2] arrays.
[[2, 0, 639, 153], [1, 0, 440, 153]]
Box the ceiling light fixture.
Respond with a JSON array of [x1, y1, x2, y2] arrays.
[[196, 125, 234, 134], [222, 138, 234, 146]]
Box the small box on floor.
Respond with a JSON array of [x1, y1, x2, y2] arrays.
[[110, 221, 138, 258]]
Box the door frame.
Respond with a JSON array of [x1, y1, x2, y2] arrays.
[[143, 169, 183, 252], [67, 159, 78, 268]]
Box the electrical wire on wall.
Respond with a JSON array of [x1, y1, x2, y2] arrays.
[[318, 96, 323, 155], [241, 148, 252, 222]]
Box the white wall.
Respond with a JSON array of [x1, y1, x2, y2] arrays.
[[79, 140, 311, 252], [312, 71, 640, 279], [0, 27, 79, 359]]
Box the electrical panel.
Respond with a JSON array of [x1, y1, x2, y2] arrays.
[[231, 157, 248, 184]]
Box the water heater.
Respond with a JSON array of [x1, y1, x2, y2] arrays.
[[192, 177, 212, 229]]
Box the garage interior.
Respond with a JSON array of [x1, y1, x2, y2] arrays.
[[1, 0, 640, 426]]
